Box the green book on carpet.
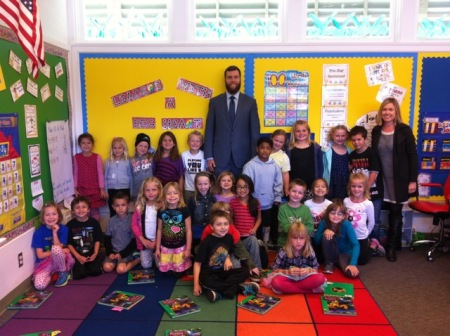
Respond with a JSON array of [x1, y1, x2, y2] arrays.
[[21, 331, 61, 336], [127, 269, 155, 284], [237, 292, 281, 314], [7, 289, 52, 310], [159, 295, 201, 318], [321, 282, 356, 316], [98, 290, 145, 310]]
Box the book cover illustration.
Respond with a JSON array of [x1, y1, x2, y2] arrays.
[[165, 328, 202, 336], [21, 331, 61, 336], [7, 290, 52, 310], [237, 292, 281, 315], [159, 295, 201, 318], [321, 282, 356, 316], [127, 269, 155, 285], [97, 290, 145, 310]]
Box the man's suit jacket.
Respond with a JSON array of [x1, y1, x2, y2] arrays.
[[204, 92, 260, 169]]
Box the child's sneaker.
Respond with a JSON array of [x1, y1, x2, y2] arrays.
[[55, 271, 71, 287], [204, 288, 221, 303], [323, 263, 334, 274], [238, 282, 260, 296], [132, 251, 141, 260]]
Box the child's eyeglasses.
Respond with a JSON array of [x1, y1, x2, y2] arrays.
[[236, 186, 249, 190], [330, 211, 345, 216]]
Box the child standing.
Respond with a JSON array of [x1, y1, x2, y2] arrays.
[[67, 196, 103, 280], [73, 133, 107, 220], [270, 129, 291, 196], [214, 171, 235, 203], [181, 131, 206, 202], [278, 178, 314, 247], [193, 210, 260, 302], [344, 173, 375, 265], [304, 178, 332, 237], [314, 200, 360, 279], [155, 182, 192, 277], [230, 175, 263, 270], [105, 137, 132, 217], [32, 203, 75, 290], [103, 192, 140, 274], [187, 172, 216, 250], [349, 126, 383, 241], [131, 177, 163, 269], [323, 125, 352, 200], [288, 120, 323, 192], [152, 131, 185, 188], [243, 137, 282, 245], [130, 133, 153, 200], [265, 221, 326, 294]]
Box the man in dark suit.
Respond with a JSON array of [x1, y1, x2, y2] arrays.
[[204, 65, 260, 177]]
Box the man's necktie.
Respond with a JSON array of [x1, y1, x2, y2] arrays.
[[229, 96, 235, 125]]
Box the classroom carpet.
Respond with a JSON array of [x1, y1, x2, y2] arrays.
[[1, 262, 398, 336]]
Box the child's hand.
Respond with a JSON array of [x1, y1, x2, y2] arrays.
[[324, 229, 335, 240], [86, 253, 97, 262], [154, 249, 160, 260], [108, 253, 116, 260], [345, 265, 359, 277], [193, 283, 202, 296], [224, 257, 233, 271], [101, 189, 108, 199], [77, 255, 88, 264], [52, 224, 59, 233], [141, 238, 155, 250], [248, 227, 257, 235], [250, 268, 260, 276], [183, 249, 191, 260]]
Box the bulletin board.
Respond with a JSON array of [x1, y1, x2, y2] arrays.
[[81, 53, 415, 159], [413, 53, 450, 196], [0, 27, 70, 235], [81, 55, 245, 158]]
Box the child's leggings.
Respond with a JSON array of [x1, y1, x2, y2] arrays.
[[33, 245, 75, 290], [271, 273, 327, 294]]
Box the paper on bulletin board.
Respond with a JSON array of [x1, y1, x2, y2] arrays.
[[365, 60, 394, 86], [25, 105, 38, 138], [28, 144, 41, 177], [323, 64, 349, 85], [31, 179, 44, 197], [321, 107, 347, 127], [376, 82, 407, 105], [32, 194, 44, 211], [0, 65, 6, 91]]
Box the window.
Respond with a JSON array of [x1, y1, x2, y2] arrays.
[[417, 0, 450, 39], [83, 0, 169, 41], [306, 0, 391, 38], [194, 0, 280, 40]]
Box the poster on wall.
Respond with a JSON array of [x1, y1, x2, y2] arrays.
[[0, 113, 25, 235], [264, 70, 310, 127], [46, 120, 74, 203]]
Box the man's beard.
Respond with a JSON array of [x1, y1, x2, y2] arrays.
[[226, 82, 241, 95]]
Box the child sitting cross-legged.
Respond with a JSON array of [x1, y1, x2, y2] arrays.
[[264, 220, 326, 294], [193, 210, 260, 303]]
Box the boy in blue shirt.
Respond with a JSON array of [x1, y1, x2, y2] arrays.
[[243, 137, 283, 246]]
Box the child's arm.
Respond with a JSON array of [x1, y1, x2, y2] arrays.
[[193, 261, 202, 296], [248, 209, 261, 236], [154, 218, 163, 260], [131, 208, 154, 249], [224, 255, 232, 271], [184, 216, 192, 259], [366, 201, 375, 235], [35, 248, 52, 260], [302, 206, 315, 235], [273, 167, 283, 204], [87, 241, 100, 262], [368, 171, 378, 188], [96, 154, 108, 199], [73, 156, 79, 197], [103, 234, 115, 258], [282, 171, 290, 196], [119, 238, 137, 259]]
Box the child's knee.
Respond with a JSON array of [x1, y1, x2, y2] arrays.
[[116, 263, 128, 274], [102, 262, 114, 273]]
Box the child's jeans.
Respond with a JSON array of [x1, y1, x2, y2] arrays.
[[33, 245, 75, 290]]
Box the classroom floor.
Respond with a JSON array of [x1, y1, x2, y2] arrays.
[[0, 253, 397, 336]]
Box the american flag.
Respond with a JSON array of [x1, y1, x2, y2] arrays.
[[0, 0, 45, 78]]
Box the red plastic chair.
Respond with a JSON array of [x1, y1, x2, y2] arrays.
[[408, 174, 450, 261]]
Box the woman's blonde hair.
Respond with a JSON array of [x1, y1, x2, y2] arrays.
[[376, 97, 403, 125], [135, 177, 163, 212], [109, 137, 129, 161], [285, 220, 314, 258], [347, 173, 371, 200], [161, 182, 185, 209], [289, 120, 311, 149]]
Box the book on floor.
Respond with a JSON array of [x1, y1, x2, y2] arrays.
[[237, 292, 281, 315], [127, 269, 155, 285], [165, 328, 202, 336], [321, 282, 356, 316], [97, 290, 145, 310], [7, 289, 53, 310], [159, 295, 201, 318], [21, 331, 61, 336]]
